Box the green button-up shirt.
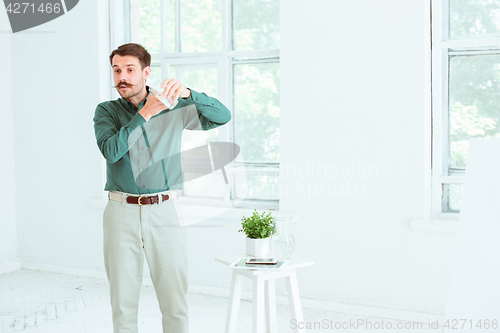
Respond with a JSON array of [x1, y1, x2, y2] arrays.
[[93, 87, 231, 194]]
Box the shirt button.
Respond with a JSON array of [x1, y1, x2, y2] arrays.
[[212, 103, 214, 105], [195, 97, 198, 101], [141, 147, 144, 151], [142, 185, 146, 188], [142, 166, 145, 169]]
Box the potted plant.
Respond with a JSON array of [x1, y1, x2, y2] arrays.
[[238, 210, 275, 257]]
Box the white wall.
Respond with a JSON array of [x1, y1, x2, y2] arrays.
[[10, 0, 107, 271], [279, 0, 456, 314], [0, 10, 19, 271]]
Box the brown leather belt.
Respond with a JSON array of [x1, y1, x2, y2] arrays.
[[127, 194, 170, 205], [108, 191, 177, 205]]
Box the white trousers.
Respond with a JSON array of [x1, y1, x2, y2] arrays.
[[103, 191, 189, 333]]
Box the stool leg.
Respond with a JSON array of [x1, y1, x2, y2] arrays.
[[225, 271, 244, 333], [253, 275, 265, 333], [285, 270, 304, 333], [265, 279, 277, 333]]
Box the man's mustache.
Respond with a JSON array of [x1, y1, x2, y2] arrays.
[[115, 82, 134, 88]]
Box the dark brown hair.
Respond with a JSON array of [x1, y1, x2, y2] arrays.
[[109, 43, 151, 69]]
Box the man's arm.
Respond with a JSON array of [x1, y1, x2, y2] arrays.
[[93, 104, 146, 164], [177, 89, 232, 130], [158, 79, 231, 130]]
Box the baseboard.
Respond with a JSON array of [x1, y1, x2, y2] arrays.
[[21, 260, 108, 280], [20, 260, 155, 287], [16, 260, 444, 324], [0, 258, 21, 275], [187, 284, 446, 324], [299, 297, 445, 324]]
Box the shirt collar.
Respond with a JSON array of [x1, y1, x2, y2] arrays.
[[139, 86, 153, 108], [120, 86, 152, 111]]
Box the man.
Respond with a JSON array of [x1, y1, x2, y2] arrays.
[[93, 43, 231, 333]]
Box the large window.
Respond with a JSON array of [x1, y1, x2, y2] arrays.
[[129, 0, 280, 207], [432, 0, 500, 216]]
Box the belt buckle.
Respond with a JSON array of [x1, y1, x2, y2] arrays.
[[137, 195, 147, 206]]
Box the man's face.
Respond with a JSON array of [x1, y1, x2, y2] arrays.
[[112, 55, 150, 99]]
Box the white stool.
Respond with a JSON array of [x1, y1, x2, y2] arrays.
[[215, 255, 314, 333]]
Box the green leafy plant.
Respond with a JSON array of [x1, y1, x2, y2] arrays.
[[238, 210, 275, 239]]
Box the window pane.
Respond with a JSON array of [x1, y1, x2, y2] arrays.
[[148, 65, 162, 83], [182, 67, 218, 97], [181, 0, 222, 52], [137, 0, 175, 53], [165, 0, 176, 53], [234, 0, 279, 51], [181, 68, 219, 146], [182, 172, 226, 198], [181, 67, 219, 149], [449, 0, 500, 39], [181, 67, 221, 197], [168, 65, 177, 79], [139, 0, 161, 54], [147, 65, 176, 85], [449, 55, 500, 169], [234, 62, 280, 163], [442, 183, 463, 213], [235, 173, 279, 200]]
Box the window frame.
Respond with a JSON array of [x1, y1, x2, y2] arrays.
[[127, 0, 280, 209], [430, 0, 500, 219]]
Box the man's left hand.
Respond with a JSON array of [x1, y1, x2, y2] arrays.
[[161, 79, 191, 101]]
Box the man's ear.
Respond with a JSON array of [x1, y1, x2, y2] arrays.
[[143, 66, 151, 82]]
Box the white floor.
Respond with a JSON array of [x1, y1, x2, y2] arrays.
[[0, 269, 442, 333]]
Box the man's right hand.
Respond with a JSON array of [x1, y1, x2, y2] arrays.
[[138, 95, 166, 122]]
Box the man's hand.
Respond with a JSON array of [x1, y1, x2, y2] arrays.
[[161, 79, 191, 101], [139, 94, 167, 122]]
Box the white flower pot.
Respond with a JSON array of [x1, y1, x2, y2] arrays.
[[246, 237, 271, 257]]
